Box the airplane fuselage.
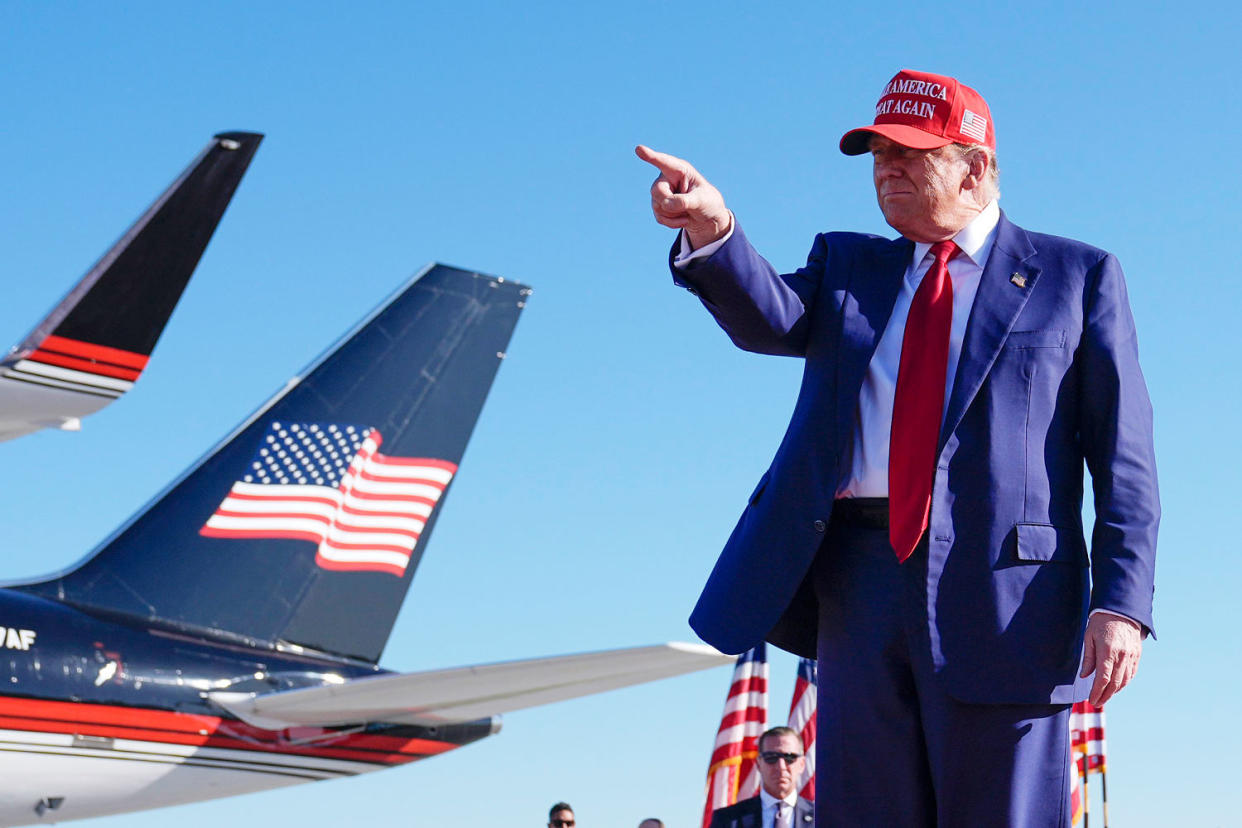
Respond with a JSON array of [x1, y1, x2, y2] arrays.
[[0, 588, 495, 825]]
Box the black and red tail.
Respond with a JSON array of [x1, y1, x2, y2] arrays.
[[0, 132, 262, 440]]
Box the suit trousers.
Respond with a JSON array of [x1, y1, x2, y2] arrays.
[[813, 515, 1071, 827]]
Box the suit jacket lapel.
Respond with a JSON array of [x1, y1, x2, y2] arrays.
[[796, 798, 814, 823], [939, 213, 1040, 449], [739, 797, 762, 828], [834, 238, 911, 455]]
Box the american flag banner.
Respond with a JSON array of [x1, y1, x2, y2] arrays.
[[201, 422, 456, 577], [701, 644, 768, 828], [786, 658, 817, 801], [1070, 701, 1107, 775]]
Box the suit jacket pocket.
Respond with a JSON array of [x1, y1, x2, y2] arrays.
[[1014, 523, 1087, 566], [1004, 329, 1066, 350]]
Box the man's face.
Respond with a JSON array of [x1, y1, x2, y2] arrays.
[[757, 732, 805, 800], [870, 135, 973, 243], [549, 809, 575, 828]]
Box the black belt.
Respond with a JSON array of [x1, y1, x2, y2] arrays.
[[832, 497, 889, 528]]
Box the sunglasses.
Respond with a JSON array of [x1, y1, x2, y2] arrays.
[[551, 821, 575, 827], [760, 751, 803, 765]]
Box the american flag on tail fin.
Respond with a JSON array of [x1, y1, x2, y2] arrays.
[[701, 644, 768, 828], [786, 658, 817, 801], [201, 422, 456, 577]]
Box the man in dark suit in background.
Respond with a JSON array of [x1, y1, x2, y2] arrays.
[[638, 69, 1158, 826], [709, 727, 814, 828], [548, 802, 576, 828]]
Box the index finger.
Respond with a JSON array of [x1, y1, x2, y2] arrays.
[[1089, 656, 1114, 706], [635, 144, 687, 177]]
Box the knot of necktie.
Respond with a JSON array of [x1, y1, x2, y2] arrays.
[[930, 239, 960, 267]]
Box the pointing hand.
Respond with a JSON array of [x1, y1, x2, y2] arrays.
[[636, 145, 732, 250]]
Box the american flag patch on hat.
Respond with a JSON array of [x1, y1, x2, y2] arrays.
[[960, 109, 988, 143]]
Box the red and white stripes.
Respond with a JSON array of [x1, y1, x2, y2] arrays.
[[701, 645, 768, 828]]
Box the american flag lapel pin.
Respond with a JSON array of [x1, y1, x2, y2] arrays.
[[1010, 272, 1027, 288]]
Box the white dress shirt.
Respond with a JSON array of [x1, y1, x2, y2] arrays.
[[759, 788, 798, 828]]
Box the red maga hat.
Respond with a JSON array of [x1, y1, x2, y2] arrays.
[[839, 69, 995, 156]]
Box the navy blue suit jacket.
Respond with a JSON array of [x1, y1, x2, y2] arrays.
[[707, 795, 814, 828], [677, 214, 1159, 704]]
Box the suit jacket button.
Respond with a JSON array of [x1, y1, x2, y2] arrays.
[[813, 519, 826, 532]]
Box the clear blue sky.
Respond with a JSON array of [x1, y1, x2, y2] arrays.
[[1, 1, 1236, 825]]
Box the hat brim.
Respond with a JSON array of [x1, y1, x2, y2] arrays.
[[839, 124, 956, 156]]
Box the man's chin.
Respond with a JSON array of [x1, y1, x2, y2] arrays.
[[881, 213, 911, 236]]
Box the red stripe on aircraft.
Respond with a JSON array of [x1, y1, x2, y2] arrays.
[[27, 349, 142, 381], [355, 469, 448, 486], [199, 527, 327, 544], [0, 696, 457, 764], [206, 510, 422, 539], [339, 502, 433, 518], [223, 492, 342, 507], [314, 558, 408, 578], [40, 335, 150, 369], [367, 456, 458, 471], [320, 539, 417, 552]]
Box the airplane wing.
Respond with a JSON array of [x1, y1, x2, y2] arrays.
[[0, 131, 262, 442], [208, 642, 732, 730]]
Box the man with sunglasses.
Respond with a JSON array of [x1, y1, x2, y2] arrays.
[[548, 802, 575, 828], [709, 727, 813, 828]]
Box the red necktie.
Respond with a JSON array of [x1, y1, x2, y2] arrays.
[[889, 240, 959, 562]]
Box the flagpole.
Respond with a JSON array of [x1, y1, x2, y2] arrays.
[[1080, 750, 1089, 828], [1100, 766, 1110, 828]]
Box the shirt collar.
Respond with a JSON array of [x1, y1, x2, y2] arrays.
[[909, 199, 1000, 270], [759, 787, 798, 809]]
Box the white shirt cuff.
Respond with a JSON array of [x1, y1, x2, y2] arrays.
[[672, 214, 734, 268]]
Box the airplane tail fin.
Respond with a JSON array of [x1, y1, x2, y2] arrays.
[[19, 265, 530, 664], [0, 132, 262, 441]]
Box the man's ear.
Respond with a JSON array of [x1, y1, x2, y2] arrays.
[[962, 149, 988, 191]]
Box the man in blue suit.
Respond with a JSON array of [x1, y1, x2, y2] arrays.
[[637, 69, 1158, 826]]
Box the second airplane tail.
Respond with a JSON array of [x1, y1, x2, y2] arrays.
[[0, 132, 262, 440]]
